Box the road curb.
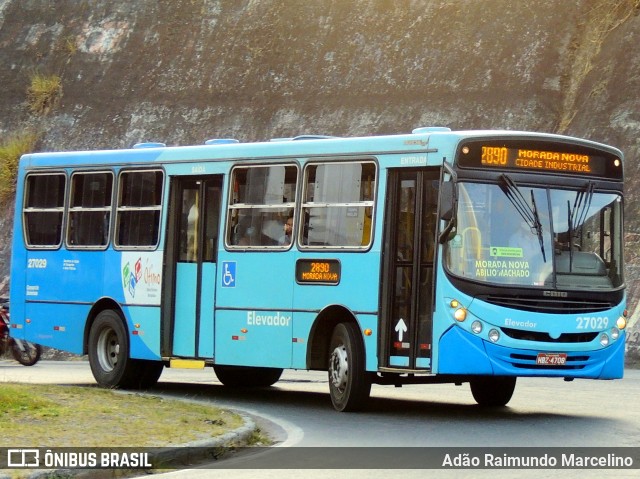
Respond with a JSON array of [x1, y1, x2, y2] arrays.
[[1, 414, 257, 478], [151, 413, 258, 468]]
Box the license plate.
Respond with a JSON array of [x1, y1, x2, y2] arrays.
[[536, 353, 567, 366]]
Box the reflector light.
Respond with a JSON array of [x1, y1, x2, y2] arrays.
[[488, 329, 500, 343], [611, 328, 620, 341], [471, 321, 482, 334]]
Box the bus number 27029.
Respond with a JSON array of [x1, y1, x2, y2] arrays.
[[576, 316, 609, 329], [27, 258, 48, 269]]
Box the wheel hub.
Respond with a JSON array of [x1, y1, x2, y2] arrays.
[[329, 345, 348, 390], [96, 328, 119, 372]]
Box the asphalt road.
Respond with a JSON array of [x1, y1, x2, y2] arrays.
[[2, 360, 639, 478]]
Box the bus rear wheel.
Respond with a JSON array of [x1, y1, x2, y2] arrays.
[[470, 376, 516, 407], [213, 365, 283, 388], [328, 322, 371, 412], [88, 310, 163, 389]]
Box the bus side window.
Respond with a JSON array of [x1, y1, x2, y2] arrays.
[[226, 164, 297, 249], [67, 172, 113, 249], [301, 161, 376, 249], [115, 170, 163, 249], [23, 173, 66, 248]]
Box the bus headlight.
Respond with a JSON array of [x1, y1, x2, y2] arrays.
[[599, 333, 610, 347], [471, 321, 483, 334], [454, 308, 467, 322], [488, 329, 500, 343], [610, 328, 620, 341], [616, 316, 627, 329], [449, 298, 467, 322]]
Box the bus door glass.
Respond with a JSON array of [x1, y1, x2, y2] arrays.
[[164, 176, 222, 358], [381, 169, 439, 369]]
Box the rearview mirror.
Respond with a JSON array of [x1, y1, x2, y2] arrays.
[[440, 181, 454, 221]]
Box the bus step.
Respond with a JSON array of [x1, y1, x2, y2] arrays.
[[169, 359, 206, 369]]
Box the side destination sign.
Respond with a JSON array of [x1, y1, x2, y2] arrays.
[[296, 259, 341, 285]]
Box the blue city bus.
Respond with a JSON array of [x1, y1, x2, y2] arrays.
[[9, 127, 626, 411]]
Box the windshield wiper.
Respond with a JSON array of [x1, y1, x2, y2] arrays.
[[530, 190, 546, 262], [571, 181, 595, 233], [499, 174, 546, 262], [566, 181, 594, 270]]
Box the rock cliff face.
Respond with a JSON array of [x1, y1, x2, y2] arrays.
[[1, 0, 640, 359]]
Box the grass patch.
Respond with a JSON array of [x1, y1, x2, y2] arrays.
[[0, 129, 38, 201], [0, 383, 60, 417], [0, 383, 244, 447], [27, 73, 62, 115]]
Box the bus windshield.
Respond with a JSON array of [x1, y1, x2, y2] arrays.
[[444, 181, 623, 290]]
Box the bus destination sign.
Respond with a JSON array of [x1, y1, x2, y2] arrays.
[[295, 259, 341, 285], [457, 140, 622, 179], [482, 147, 594, 173]]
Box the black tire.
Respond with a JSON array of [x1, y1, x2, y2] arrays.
[[328, 322, 371, 412], [470, 376, 517, 407], [214, 365, 283, 387], [11, 341, 42, 366], [135, 360, 165, 389], [88, 310, 163, 389]]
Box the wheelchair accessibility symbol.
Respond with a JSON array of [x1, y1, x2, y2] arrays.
[[221, 261, 236, 288]]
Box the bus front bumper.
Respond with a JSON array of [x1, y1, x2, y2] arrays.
[[436, 326, 624, 379]]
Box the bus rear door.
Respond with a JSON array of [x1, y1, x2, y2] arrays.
[[162, 176, 222, 359], [380, 169, 439, 370]]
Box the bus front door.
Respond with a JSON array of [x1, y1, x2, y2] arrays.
[[381, 169, 439, 370], [163, 176, 222, 359]]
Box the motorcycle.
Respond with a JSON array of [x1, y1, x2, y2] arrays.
[[0, 298, 42, 366]]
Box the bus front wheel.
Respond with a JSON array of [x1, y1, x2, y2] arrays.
[[88, 310, 163, 389], [470, 376, 516, 407], [328, 322, 371, 412]]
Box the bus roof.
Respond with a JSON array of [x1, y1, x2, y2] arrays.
[[19, 128, 623, 169]]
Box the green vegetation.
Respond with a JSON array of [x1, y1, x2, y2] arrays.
[[0, 383, 60, 417], [0, 383, 244, 447], [27, 73, 62, 115], [0, 130, 38, 201], [63, 35, 78, 57]]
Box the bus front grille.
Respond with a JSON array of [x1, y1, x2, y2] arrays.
[[478, 295, 613, 314], [502, 327, 598, 343]]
